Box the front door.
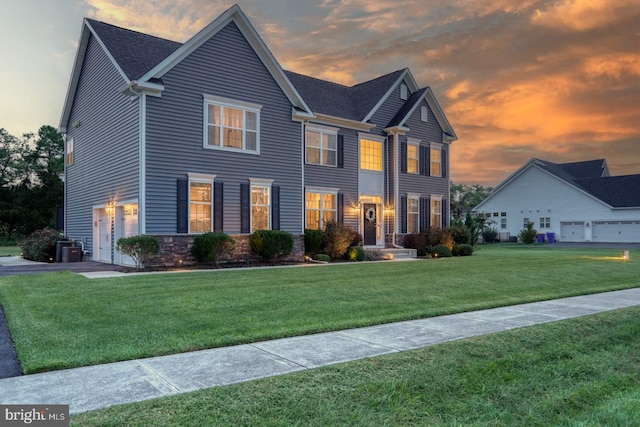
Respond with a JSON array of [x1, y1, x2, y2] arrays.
[[97, 208, 112, 263], [363, 203, 377, 246]]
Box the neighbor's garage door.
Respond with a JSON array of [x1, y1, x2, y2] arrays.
[[592, 220, 640, 243], [560, 221, 585, 242]]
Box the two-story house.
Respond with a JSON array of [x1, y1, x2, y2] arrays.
[[60, 4, 457, 265]]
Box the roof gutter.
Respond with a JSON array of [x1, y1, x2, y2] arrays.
[[119, 80, 164, 97]]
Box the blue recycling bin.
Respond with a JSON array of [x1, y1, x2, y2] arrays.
[[536, 233, 545, 243], [546, 232, 556, 243]]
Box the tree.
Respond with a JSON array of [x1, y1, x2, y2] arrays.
[[450, 183, 493, 220], [116, 235, 160, 270]]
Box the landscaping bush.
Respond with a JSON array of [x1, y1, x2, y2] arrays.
[[450, 225, 472, 245], [452, 243, 474, 256], [518, 221, 538, 244], [403, 233, 428, 256], [314, 253, 330, 262], [116, 235, 160, 270], [482, 227, 498, 243], [323, 220, 354, 259], [430, 244, 452, 258], [346, 246, 366, 262], [21, 227, 67, 262], [350, 230, 363, 247], [424, 227, 455, 251], [250, 230, 294, 263], [190, 232, 235, 266], [304, 229, 324, 256]]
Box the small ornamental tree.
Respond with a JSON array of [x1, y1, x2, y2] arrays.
[[116, 235, 159, 270], [190, 232, 235, 266], [518, 221, 538, 244]]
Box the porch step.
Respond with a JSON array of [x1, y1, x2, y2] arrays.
[[370, 248, 417, 260]]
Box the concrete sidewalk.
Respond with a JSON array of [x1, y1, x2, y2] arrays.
[[1, 288, 639, 415]]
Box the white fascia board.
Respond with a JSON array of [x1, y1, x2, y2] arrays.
[[313, 113, 376, 132], [362, 69, 410, 123], [84, 20, 130, 84], [139, 4, 312, 116]]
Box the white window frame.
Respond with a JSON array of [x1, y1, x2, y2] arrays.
[[305, 124, 338, 167], [430, 143, 442, 177], [540, 217, 551, 228], [203, 94, 262, 154], [400, 83, 408, 100], [407, 193, 420, 234], [501, 212, 507, 229], [305, 186, 339, 230], [360, 137, 384, 172], [66, 137, 74, 166], [430, 195, 442, 228], [249, 178, 273, 232], [420, 106, 429, 122], [187, 173, 216, 234], [407, 138, 420, 174]]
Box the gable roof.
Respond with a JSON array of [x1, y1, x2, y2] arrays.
[[60, 4, 312, 131], [475, 158, 640, 211]]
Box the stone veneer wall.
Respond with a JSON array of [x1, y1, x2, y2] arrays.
[[146, 234, 305, 268]]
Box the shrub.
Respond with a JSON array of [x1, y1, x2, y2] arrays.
[[518, 221, 538, 244], [323, 220, 355, 259], [350, 230, 363, 247], [116, 235, 160, 270], [430, 244, 452, 258], [424, 227, 454, 251], [403, 233, 428, 257], [450, 225, 472, 245], [304, 229, 324, 256], [250, 230, 294, 263], [346, 246, 366, 262], [482, 227, 498, 243], [21, 227, 66, 262], [314, 254, 330, 262], [452, 243, 474, 256], [190, 232, 235, 266]]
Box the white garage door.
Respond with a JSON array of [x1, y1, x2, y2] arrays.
[[560, 221, 585, 242], [592, 220, 640, 243]]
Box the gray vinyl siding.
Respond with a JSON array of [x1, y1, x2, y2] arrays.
[[144, 22, 303, 234], [304, 127, 359, 230], [64, 33, 139, 248], [368, 79, 412, 136]]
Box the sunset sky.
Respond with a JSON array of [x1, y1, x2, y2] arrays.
[[2, 0, 639, 186]]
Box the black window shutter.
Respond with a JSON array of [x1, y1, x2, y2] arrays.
[[426, 146, 431, 176], [420, 145, 428, 176], [337, 192, 344, 224], [420, 197, 429, 231], [443, 198, 449, 227], [400, 196, 407, 234], [441, 149, 448, 178], [337, 135, 344, 168], [271, 185, 280, 230], [240, 183, 250, 233], [177, 178, 188, 233], [400, 141, 407, 174], [214, 181, 224, 232]]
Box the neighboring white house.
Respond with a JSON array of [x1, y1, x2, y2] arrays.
[[473, 158, 640, 243]]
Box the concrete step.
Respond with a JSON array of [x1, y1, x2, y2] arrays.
[[370, 248, 417, 260]]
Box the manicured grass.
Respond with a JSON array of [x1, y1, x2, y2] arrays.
[[0, 246, 20, 257], [0, 246, 638, 374], [70, 306, 640, 426]]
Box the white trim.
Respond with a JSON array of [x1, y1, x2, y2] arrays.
[[203, 96, 261, 154], [305, 125, 338, 168], [306, 123, 340, 133], [139, 93, 146, 234], [249, 180, 273, 233], [362, 69, 418, 123], [187, 176, 216, 234], [249, 178, 274, 186], [304, 188, 339, 230], [407, 137, 421, 144], [305, 186, 340, 194], [357, 132, 386, 143], [203, 94, 263, 111], [188, 172, 217, 181], [312, 113, 375, 131]]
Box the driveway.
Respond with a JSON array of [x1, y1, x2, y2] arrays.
[[0, 256, 121, 277]]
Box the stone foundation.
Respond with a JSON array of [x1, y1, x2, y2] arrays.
[[146, 233, 305, 268]]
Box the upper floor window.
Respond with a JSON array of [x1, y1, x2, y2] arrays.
[[66, 137, 74, 166], [421, 106, 429, 122], [430, 145, 442, 177], [188, 173, 216, 233], [400, 84, 408, 100], [407, 139, 419, 174], [306, 126, 337, 167], [360, 138, 383, 171], [306, 189, 337, 230], [407, 195, 420, 234], [430, 196, 442, 228], [204, 94, 261, 153]]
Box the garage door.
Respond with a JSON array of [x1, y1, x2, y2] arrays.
[[560, 221, 585, 242], [592, 220, 640, 243]]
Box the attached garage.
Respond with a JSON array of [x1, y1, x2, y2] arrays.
[[560, 221, 585, 242], [592, 220, 640, 243]]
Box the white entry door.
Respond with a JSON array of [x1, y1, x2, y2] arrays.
[[97, 208, 112, 263]]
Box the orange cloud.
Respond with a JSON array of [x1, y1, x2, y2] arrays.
[[531, 0, 636, 31]]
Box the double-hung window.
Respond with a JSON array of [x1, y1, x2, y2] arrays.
[[306, 125, 338, 166], [188, 173, 216, 233], [407, 195, 420, 233], [407, 139, 419, 174], [430, 196, 442, 228], [251, 179, 272, 232], [305, 188, 338, 230], [204, 94, 261, 153], [430, 144, 442, 177]]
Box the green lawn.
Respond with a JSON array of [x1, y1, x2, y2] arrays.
[[0, 246, 638, 374], [0, 246, 20, 257], [70, 305, 640, 426]]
